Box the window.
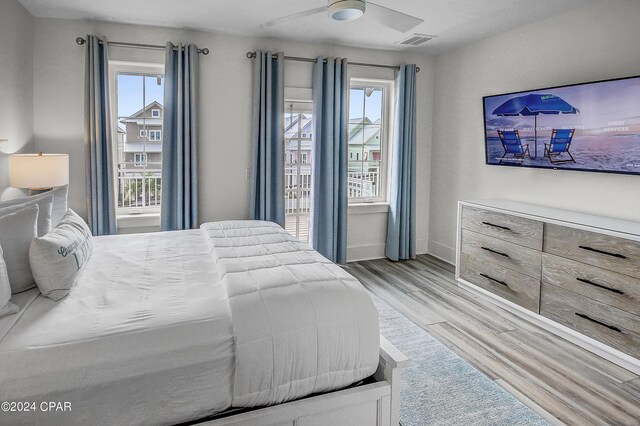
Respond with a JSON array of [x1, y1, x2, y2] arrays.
[[348, 79, 393, 202], [149, 130, 162, 141], [110, 61, 165, 216], [134, 153, 147, 166]]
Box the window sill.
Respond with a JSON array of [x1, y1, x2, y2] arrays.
[[348, 202, 389, 215], [116, 213, 160, 229]]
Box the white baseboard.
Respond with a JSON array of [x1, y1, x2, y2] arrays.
[[427, 240, 455, 264], [347, 243, 386, 262], [347, 238, 431, 263], [425, 251, 455, 267]]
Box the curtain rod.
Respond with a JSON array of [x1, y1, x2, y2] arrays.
[[75, 37, 210, 55], [245, 51, 420, 73]]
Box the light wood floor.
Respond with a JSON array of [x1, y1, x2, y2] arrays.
[[344, 255, 640, 426]]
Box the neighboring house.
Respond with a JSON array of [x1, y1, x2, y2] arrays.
[[284, 114, 381, 172], [284, 114, 381, 169], [119, 101, 163, 175], [284, 113, 313, 165], [116, 125, 126, 164], [348, 117, 381, 171], [284, 114, 381, 199]]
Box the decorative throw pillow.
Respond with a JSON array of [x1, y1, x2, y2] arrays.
[[0, 244, 19, 318], [0, 204, 39, 294], [29, 210, 93, 301], [0, 194, 53, 237], [0, 184, 68, 227]]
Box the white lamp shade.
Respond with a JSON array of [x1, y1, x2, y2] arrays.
[[9, 153, 69, 189]]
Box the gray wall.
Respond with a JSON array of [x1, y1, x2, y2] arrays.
[[0, 0, 34, 200], [428, 0, 640, 263], [32, 18, 435, 261]]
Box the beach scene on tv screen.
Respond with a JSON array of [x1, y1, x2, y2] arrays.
[[484, 77, 640, 174]]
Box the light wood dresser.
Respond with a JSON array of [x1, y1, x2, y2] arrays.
[[456, 200, 640, 374]]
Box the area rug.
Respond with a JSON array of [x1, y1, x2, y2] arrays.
[[372, 295, 549, 426]]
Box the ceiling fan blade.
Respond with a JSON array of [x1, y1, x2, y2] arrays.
[[261, 6, 326, 28], [366, 2, 423, 33]]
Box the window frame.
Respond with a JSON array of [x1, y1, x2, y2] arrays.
[[149, 129, 162, 141], [348, 78, 394, 204], [109, 61, 165, 220], [151, 108, 160, 118], [134, 152, 148, 166]]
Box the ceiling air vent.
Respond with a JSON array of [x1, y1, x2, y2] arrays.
[[396, 34, 437, 46]]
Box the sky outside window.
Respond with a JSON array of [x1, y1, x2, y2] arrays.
[[117, 74, 164, 118]]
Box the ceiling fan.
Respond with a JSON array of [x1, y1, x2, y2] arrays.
[[262, 0, 424, 33]]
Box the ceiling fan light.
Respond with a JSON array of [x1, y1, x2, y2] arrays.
[[328, 0, 366, 21]]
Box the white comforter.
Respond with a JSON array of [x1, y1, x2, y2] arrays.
[[0, 230, 235, 426], [0, 221, 379, 425], [201, 220, 380, 407]]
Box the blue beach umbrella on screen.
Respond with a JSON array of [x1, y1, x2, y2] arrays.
[[492, 94, 579, 158]]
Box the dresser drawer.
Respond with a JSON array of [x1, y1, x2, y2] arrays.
[[461, 206, 543, 250], [460, 252, 540, 312], [542, 253, 640, 316], [541, 283, 640, 359], [461, 229, 542, 279], [544, 223, 640, 279]]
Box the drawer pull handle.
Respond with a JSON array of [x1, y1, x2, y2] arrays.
[[480, 273, 509, 287], [576, 277, 624, 295], [575, 313, 622, 333], [578, 245, 627, 259], [481, 246, 510, 258], [482, 221, 511, 231]]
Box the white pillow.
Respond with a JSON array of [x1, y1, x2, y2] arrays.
[[0, 244, 19, 318], [0, 184, 68, 227], [0, 194, 53, 237], [30, 210, 93, 301], [0, 204, 38, 294]]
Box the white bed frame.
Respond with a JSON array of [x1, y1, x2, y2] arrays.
[[199, 336, 408, 426]]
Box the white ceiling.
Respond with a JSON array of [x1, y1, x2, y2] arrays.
[[18, 0, 598, 54]]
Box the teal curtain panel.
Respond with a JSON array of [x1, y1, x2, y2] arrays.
[[84, 35, 116, 236], [386, 64, 417, 261], [249, 51, 285, 227], [310, 57, 348, 264], [161, 43, 199, 231]]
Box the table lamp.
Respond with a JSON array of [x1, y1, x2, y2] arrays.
[[9, 152, 69, 193]]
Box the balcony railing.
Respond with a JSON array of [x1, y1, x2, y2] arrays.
[[284, 167, 379, 211], [117, 171, 161, 209], [347, 171, 379, 198]]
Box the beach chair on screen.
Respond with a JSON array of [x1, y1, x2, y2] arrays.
[[497, 130, 530, 164], [544, 128, 576, 164]]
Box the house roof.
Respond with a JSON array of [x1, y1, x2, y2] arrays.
[[349, 120, 381, 146], [284, 114, 381, 146], [285, 114, 313, 139], [121, 101, 164, 123]]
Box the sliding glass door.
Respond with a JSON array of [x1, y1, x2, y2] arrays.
[[284, 104, 312, 242]]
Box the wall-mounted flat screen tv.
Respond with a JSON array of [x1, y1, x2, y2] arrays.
[[483, 75, 640, 175]]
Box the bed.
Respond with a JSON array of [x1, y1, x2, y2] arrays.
[[0, 220, 406, 426]]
